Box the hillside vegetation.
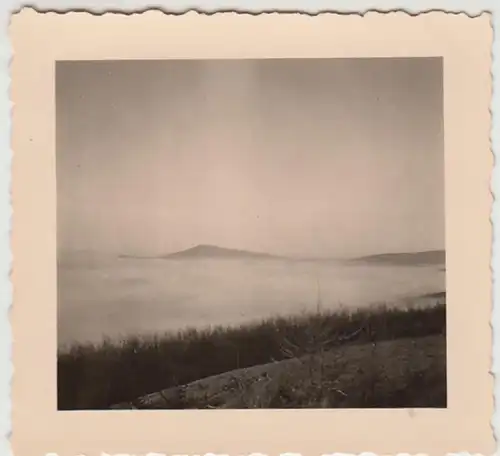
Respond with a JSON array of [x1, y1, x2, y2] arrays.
[[58, 298, 446, 410]]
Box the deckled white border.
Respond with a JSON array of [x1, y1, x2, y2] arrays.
[[2, 2, 498, 456]]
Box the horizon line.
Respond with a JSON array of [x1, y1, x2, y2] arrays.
[[59, 243, 446, 261]]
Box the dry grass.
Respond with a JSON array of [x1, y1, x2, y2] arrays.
[[114, 335, 446, 409], [59, 300, 446, 410]]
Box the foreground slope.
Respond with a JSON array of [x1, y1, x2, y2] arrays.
[[112, 334, 446, 409], [59, 300, 446, 409]]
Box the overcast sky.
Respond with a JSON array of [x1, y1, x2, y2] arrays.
[[56, 58, 444, 259]]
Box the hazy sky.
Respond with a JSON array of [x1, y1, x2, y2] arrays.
[[56, 58, 444, 258]]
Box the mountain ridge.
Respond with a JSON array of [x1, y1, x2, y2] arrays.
[[119, 245, 445, 264], [353, 250, 445, 266], [163, 244, 286, 260]]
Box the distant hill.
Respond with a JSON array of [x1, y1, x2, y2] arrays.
[[119, 246, 446, 265], [354, 250, 445, 266], [162, 244, 286, 260]]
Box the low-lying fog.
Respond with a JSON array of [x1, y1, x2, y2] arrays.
[[57, 254, 445, 348]]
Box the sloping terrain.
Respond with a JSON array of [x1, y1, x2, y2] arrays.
[[111, 334, 446, 409], [355, 250, 445, 266], [59, 301, 446, 409], [163, 244, 285, 260]]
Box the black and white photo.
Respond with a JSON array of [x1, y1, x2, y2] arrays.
[[56, 57, 447, 410]]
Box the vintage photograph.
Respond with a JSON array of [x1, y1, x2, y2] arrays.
[[55, 57, 447, 411], [11, 8, 497, 455], [11, 9, 495, 456]]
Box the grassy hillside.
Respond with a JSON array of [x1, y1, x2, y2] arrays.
[[58, 298, 446, 410], [114, 334, 445, 409]]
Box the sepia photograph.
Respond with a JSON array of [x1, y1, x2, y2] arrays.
[[56, 57, 447, 411], [11, 10, 494, 456]]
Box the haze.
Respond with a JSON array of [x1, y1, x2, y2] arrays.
[[56, 58, 444, 259]]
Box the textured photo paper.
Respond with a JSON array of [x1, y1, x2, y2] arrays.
[[9, 9, 494, 456]]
